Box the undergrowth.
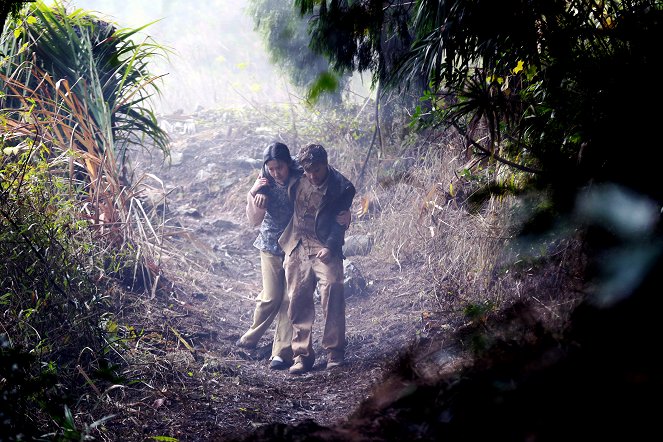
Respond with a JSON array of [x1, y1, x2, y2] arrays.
[[0, 2, 172, 438], [0, 146, 120, 439], [341, 120, 586, 344]]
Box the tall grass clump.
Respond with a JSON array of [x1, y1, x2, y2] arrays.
[[1, 0, 171, 287], [1, 1, 172, 438]]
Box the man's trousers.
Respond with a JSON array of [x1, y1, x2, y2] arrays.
[[284, 244, 345, 366]]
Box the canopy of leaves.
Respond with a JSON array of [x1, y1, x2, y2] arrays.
[[294, 1, 419, 86], [248, 0, 348, 104], [296, 1, 663, 208]]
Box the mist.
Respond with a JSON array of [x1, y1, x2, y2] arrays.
[[60, 0, 292, 114]]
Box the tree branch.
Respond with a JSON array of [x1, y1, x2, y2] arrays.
[[452, 122, 543, 175]]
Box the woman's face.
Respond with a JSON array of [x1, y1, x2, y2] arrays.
[[265, 159, 289, 185]]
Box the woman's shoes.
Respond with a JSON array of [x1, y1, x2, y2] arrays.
[[268, 356, 291, 370], [235, 337, 256, 349]]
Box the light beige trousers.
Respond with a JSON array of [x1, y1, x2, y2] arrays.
[[239, 251, 293, 362], [284, 244, 345, 366]]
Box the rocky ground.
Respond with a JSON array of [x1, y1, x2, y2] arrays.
[[85, 106, 662, 442], [96, 107, 467, 441]]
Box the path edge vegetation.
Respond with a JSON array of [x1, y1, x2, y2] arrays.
[[1, 1, 171, 438]]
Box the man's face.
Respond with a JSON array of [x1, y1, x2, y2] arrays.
[[303, 162, 328, 186]]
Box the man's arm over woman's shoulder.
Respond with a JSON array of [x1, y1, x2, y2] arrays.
[[246, 191, 266, 227]]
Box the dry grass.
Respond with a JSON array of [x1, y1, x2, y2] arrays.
[[345, 128, 586, 336]]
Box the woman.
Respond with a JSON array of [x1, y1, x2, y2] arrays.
[[236, 141, 350, 370]]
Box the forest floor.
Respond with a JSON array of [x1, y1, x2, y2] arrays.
[[98, 108, 470, 441], [85, 106, 663, 442]]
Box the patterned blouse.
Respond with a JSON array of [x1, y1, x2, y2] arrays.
[[253, 181, 293, 256]]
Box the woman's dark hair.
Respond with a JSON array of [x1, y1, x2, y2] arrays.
[[263, 142, 292, 165], [256, 142, 301, 194]]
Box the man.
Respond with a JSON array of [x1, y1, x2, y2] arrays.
[[279, 144, 356, 375]]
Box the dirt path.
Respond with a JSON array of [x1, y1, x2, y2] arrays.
[[101, 109, 462, 441], [97, 106, 663, 442]]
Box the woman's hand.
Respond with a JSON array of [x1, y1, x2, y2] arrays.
[[336, 210, 351, 229], [250, 177, 269, 196], [254, 193, 267, 208]]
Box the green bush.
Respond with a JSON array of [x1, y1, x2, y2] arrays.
[[0, 146, 111, 437]]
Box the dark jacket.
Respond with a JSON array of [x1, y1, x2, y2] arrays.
[[279, 165, 356, 258]]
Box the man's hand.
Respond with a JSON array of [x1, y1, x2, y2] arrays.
[[250, 177, 269, 208], [254, 193, 267, 208], [316, 247, 333, 264]]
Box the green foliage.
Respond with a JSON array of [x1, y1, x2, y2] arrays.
[[306, 70, 339, 103], [295, 0, 391, 81], [463, 301, 494, 321], [45, 405, 115, 441], [0, 1, 30, 34], [2, 0, 170, 179], [0, 150, 94, 304], [247, 0, 346, 104], [461, 302, 495, 354], [400, 0, 663, 205], [297, 1, 663, 212], [0, 334, 59, 440], [1, 0, 172, 289], [0, 145, 115, 437], [293, 1, 424, 94], [0, 2, 175, 436]]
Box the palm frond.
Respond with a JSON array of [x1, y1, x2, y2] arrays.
[[1, 1, 174, 293], [14, 1, 170, 167]]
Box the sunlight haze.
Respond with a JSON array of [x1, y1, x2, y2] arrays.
[[55, 0, 291, 114]]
